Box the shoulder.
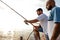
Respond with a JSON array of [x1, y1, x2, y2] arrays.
[[53, 6, 60, 13], [39, 14, 48, 19], [52, 6, 60, 11], [56, 7, 60, 9], [56, 7, 60, 12], [51, 6, 60, 14], [42, 14, 48, 17], [37, 14, 48, 20], [39, 14, 47, 16]]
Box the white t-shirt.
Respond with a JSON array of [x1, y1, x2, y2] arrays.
[[37, 13, 48, 34]]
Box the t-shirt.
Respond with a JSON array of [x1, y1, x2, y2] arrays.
[[48, 6, 60, 39], [37, 13, 48, 34], [48, 6, 60, 23]]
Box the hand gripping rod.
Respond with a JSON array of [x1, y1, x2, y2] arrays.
[[0, 0, 35, 40], [0, 0, 34, 26]]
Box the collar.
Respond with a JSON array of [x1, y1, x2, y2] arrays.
[[51, 6, 57, 11]]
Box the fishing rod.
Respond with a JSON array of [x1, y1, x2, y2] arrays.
[[0, 0, 26, 20], [0, 0, 35, 25], [0, 0, 35, 40]]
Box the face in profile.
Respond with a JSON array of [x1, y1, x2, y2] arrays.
[[37, 11, 43, 15]]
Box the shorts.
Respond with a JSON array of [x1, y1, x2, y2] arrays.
[[38, 26, 43, 32]]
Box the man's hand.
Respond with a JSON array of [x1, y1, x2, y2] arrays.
[[34, 26, 39, 30], [24, 20, 29, 25]]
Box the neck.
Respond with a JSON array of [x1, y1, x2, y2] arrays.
[[52, 5, 56, 8]]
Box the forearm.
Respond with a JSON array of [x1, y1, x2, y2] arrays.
[[28, 19, 38, 23], [51, 23, 60, 40]]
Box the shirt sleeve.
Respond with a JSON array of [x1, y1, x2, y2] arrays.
[[54, 7, 60, 22], [37, 14, 45, 21]]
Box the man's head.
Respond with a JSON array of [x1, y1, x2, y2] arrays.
[[36, 8, 43, 15], [46, 0, 55, 11]]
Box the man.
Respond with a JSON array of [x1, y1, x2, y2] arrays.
[[46, 0, 60, 40], [24, 8, 48, 40]]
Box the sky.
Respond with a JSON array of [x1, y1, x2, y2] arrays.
[[0, 0, 60, 33]]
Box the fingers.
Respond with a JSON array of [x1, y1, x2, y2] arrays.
[[34, 26, 39, 29], [24, 20, 29, 25], [24, 20, 28, 22]]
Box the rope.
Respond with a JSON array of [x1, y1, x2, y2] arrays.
[[27, 30, 34, 40]]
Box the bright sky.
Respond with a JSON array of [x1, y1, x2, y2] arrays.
[[0, 0, 60, 33]]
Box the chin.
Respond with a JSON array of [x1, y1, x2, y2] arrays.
[[38, 14, 40, 16], [47, 8, 52, 11], [46, 6, 53, 11], [47, 9, 51, 11]]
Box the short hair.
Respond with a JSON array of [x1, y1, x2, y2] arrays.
[[36, 8, 43, 11]]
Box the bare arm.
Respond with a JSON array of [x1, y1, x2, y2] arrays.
[[24, 19, 39, 23], [28, 19, 39, 23], [51, 23, 60, 40]]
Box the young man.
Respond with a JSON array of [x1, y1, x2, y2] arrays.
[[46, 0, 60, 40], [24, 8, 48, 40]]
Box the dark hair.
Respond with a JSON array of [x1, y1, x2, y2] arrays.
[[36, 8, 43, 11]]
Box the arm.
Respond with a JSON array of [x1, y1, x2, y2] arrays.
[[51, 7, 60, 40], [24, 19, 39, 23], [24, 14, 45, 24], [28, 19, 39, 23], [51, 23, 60, 40]]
